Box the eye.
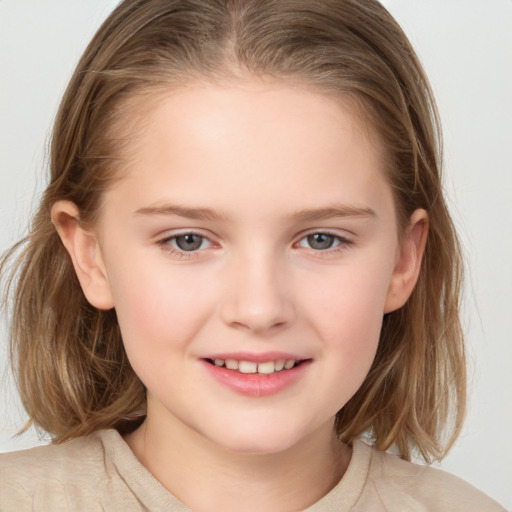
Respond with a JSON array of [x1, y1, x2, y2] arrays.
[[163, 233, 212, 252], [297, 232, 347, 251]]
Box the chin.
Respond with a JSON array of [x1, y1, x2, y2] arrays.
[[201, 418, 318, 456]]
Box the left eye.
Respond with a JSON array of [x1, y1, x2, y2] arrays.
[[298, 233, 343, 251], [168, 233, 211, 252]]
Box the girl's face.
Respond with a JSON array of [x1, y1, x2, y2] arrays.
[[79, 80, 424, 454]]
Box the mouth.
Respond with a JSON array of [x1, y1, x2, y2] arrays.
[[204, 358, 307, 375], [201, 355, 311, 397]]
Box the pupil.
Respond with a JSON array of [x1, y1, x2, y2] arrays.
[[308, 233, 334, 250], [176, 234, 202, 251]]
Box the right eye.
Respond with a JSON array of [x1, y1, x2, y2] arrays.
[[159, 232, 213, 254]]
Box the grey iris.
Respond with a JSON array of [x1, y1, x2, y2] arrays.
[[307, 233, 335, 250], [176, 234, 203, 251]]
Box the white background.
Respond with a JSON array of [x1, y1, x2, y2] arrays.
[[1, 1, 511, 509]]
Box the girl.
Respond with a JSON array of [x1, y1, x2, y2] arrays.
[[0, 0, 506, 510]]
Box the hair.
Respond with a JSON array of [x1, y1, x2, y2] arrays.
[[1, 0, 465, 462]]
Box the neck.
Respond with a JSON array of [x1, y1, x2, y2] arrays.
[[125, 410, 350, 512]]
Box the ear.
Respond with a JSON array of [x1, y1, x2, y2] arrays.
[[384, 209, 428, 313], [51, 200, 114, 310]]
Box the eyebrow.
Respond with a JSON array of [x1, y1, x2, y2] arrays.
[[134, 203, 376, 222], [290, 205, 377, 222], [135, 204, 228, 221]]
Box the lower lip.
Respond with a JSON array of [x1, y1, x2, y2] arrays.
[[201, 360, 310, 397]]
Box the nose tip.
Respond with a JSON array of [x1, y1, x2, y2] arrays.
[[220, 262, 295, 334], [227, 304, 291, 334]]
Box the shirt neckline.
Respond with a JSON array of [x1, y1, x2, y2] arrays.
[[99, 429, 373, 511]]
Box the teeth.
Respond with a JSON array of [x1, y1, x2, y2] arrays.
[[239, 361, 257, 374], [210, 358, 298, 374], [257, 361, 276, 374], [225, 359, 238, 370]]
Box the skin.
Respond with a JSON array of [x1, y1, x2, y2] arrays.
[[52, 79, 428, 511]]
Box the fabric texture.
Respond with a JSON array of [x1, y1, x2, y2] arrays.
[[0, 429, 505, 511]]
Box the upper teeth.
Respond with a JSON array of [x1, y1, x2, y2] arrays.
[[213, 358, 297, 374]]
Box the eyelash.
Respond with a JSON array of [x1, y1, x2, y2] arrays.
[[157, 230, 353, 259], [157, 232, 214, 260], [295, 231, 352, 254]]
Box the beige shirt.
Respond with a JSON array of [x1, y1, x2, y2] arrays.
[[0, 429, 505, 511]]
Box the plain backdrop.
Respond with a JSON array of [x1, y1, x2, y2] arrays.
[[1, 1, 511, 509]]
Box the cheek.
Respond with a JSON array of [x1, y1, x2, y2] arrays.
[[106, 259, 216, 361], [298, 264, 392, 411], [299, 258, 393, 357]]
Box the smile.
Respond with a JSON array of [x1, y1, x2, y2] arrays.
[[202, 356, 311, 397], [207, 358, 300, 375]]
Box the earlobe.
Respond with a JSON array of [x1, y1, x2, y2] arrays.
[[384, 209, 428, 313], [51, 200, 114, 310]]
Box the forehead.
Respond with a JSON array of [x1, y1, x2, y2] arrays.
[[102, 80, 392, 223], [118, 78, 382, 159]]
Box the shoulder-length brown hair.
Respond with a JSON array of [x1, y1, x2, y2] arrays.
[[1, 0, 465, 462]]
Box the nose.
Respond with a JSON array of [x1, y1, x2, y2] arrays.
[[219, 251, 295, 335]]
